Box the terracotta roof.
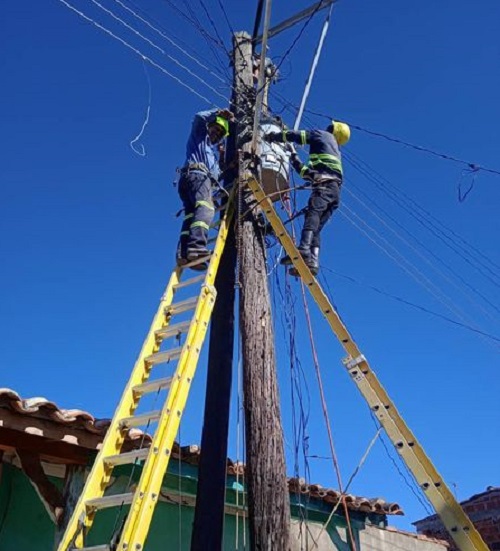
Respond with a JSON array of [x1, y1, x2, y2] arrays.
[[0, 388, 403, 516], [0, 387, 150, 445]]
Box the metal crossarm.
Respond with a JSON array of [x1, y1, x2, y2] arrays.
[[57, 193, 235, 551], [245, 174, 488, 551]]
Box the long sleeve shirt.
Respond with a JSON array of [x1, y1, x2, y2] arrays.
[[184, 109, 220, 179], [272, 129, 343, 178]]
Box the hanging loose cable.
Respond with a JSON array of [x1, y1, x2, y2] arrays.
[[130, 60, 151, 156], [294, 4, 334, 130]]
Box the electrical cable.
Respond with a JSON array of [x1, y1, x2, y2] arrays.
[[129, 59, 151, 156], [299, 281, 358, 551], [339, 202, 489, 334], [271, 90, 500, 285], [343, 183, 500, 321], [112, 0, 227, 82], [344, 150, 500, 289], [90, 0, 230, 103], [321, 267, 500, 344], [305, 107, 500, 177], [252, 0, 265, 45], [294, 3, 334, 129], [57, 0, 219, 106]]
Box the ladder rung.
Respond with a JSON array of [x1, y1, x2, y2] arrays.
[[145, 347, 183, 366], [156, 321, 191, 340], [183, 255, 211, 269], [166, 296, 198, 315], [104, 447, 150, 467], [120, 410, 161, 429], [133, 377, 173, 397], [86, 492, 134, 511], [72, 546, 111, 551], [173, 274, 205, 291]]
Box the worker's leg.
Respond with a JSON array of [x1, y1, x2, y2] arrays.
[[187, 171, 214, 257], [289, 179, 340, 276], [177, 174, 195, 264]]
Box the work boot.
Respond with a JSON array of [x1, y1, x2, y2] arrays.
[[280, 230, 314, 266], [289, 246, 319, 277], [186, 248, 210, 271]]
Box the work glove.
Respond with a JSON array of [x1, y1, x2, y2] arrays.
[[216, 108, 235, 122], [263, 132, 280, 143], [285, 143, 297, 155]]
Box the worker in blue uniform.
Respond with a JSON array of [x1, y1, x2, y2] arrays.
[[264, 121, 350, 276], [176, 108, 233, 270]]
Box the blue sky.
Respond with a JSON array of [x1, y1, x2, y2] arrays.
[[1, 0, 499, 533]]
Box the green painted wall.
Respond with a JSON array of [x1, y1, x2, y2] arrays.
[[0, 463, 370, 551]]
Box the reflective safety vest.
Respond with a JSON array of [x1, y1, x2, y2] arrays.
[[305, 153, 343, 176]]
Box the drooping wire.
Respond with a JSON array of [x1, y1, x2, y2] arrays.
[[321, 266, 500, 345], [57, 0, 218, 106], [130, 59, 151, 157]]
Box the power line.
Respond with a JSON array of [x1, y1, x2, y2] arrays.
[[345, 150, 500, 289], [57, 0, 217, 106], [321, 267, 500, 344], [343, 182, 500, 321], [271, 0, 327, 80], [112, 0, 227, 82], [305, 106, 500, 177], [90, 0, 229, 102]]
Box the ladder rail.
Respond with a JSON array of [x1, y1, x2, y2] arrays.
[[118, 197, 235, 549], [57, 267, 184, 550], [245, 174, 488, 551], [57, 193, 235, 551], [118, 285, 216, 548]]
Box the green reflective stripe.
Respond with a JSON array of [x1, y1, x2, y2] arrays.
[[183, 213, 194, 220], [300, 130, 307, 145], [190, 221, 210, 230], [307, 160, 343, 175], [195, 200, 214, 210], [310, 153, 340, 161], [180, 231, 189, 236], [300, 165, 308, 178], [282, 130, 287, 143]]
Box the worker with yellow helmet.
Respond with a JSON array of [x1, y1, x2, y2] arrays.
[[264, 120, 351, 276], [176, 108, 232, 270]]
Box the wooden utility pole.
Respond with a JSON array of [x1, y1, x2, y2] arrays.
[[234, 32, 291, 551]]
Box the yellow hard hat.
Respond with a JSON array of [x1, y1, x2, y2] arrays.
[[332, 120, 350, 145], [213, 115, 230, 137]]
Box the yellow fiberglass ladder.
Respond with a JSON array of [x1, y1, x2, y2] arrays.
[[244, 173, 489, 551], [57, 193, 234, 551]]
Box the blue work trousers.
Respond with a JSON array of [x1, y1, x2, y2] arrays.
[[178, 171, 214, 256], [302, 175, 341, 248]]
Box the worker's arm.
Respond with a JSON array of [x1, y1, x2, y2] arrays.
[[191, 109, 219, 134], [264, 130, 311, 146]]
